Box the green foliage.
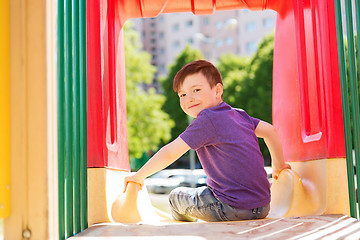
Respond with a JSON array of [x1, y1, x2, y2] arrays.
[[218, 33, 275, 160], [240, 34, 274, 123], [344, 35, 359, 80], [218, 54, 250, 108], [217, 53, 250, 79], [124, 21, 174, 159], [159, 45, 204, 140]]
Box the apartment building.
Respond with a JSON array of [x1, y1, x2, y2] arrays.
[[132, 9, 277, 78]]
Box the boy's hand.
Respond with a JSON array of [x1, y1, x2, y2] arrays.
[[272, 163, 292, 180], [123, 173, 144, 193]]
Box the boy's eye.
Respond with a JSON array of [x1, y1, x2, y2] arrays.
[[179, 93, 186, 98], [194, 89, 200, 93]]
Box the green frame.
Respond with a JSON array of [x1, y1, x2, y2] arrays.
[[57, 0, 87, 238]]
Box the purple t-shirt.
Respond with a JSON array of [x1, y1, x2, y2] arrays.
[[180, 102, 270, 209]]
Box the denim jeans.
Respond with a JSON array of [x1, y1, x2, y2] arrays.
[[169, 186, 270, 222]]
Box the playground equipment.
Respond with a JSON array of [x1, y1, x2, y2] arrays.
[[1, 0, 360, 239], [84, 0, 350, 228], [270, 0, 349, 218], [0, 0, 10, 220], [335, 0, 360, 217], [57, 0, 88, 236]]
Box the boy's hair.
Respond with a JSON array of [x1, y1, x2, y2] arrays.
[[173, 60, 223, 92]]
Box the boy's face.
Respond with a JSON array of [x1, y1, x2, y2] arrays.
[[177, 72, 223, 118]]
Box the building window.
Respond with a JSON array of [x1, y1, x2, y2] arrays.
[[225, 37, 233, 45], [215, 21, 223, 29], [215, 39, 223, 47], [151, 31, 156, 37], [159, 48, 165, 55], [172, 23, 180, 32], [173, 41, 180, 49], [159, 64, 166, 72], [245, 22, 256, 32], [151, 47, 156, 53], [159, 32, 164, 39], [263, 17, 275, 28], [203, 17, 209, 25], [187, 38, 193, 44], [186, 20, 193, 28], [151, 22, 156, 28], [151, 39, 156, 44], [246, 41, 257, 53]]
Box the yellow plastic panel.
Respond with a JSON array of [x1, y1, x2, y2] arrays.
[[269, 168, 322, 218], [88, 168, 171, 226], [269, 158, 349, 218], [0, 0, 10, 219]]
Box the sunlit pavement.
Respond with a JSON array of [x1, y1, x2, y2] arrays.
[[71, 214, 360, 239], [149, 193, 171, 214]]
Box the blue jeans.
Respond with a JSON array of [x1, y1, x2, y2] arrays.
[[169, 186, 270, 222]]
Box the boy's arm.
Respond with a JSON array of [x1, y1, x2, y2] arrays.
[[254, 120, 291, 180], [124, 137, 191, 192]]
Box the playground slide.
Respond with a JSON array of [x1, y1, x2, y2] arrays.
[[86, 0, 349, 226], [88, 168, 173, 225], [3, 0, 356, 238], [269, 169, 323, 218], [110, 179, 173, 223], [90, 161, 348, 225]]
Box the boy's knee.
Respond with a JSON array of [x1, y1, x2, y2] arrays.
[[169, 187, 189, 208], [169, 187, 198, 222], [169, 187, 182, 203]]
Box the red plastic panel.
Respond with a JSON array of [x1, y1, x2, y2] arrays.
[[118, 0, 285, 23], [87, 0, 129, 170], [273, 0, 345, 161], [86, 0, 285, 169], [86, 0, 345, 169]]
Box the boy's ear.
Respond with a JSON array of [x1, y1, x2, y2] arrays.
[[215, 83, 223, 98]]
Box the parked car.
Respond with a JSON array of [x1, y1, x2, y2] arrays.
[[264, 166, 273, 184], [145, 167, 272, 194], [180, 169, 207, 188], [145, 169, 207, 194]]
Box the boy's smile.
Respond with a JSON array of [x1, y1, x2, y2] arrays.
[[178, 72, 223, 118]]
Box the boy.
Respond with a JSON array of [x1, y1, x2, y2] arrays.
[[124, 60, 291, 221]]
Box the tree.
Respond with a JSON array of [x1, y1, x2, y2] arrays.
[[160, 45, 204, 141], [124, 21, 174, 159], [239, 34, 274, 124], [217, 54, 250, 107], [217, 53, 249, 80], [217, 33, 275, 161]]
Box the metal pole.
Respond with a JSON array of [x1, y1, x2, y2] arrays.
[[188, 116, 196, 187]]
